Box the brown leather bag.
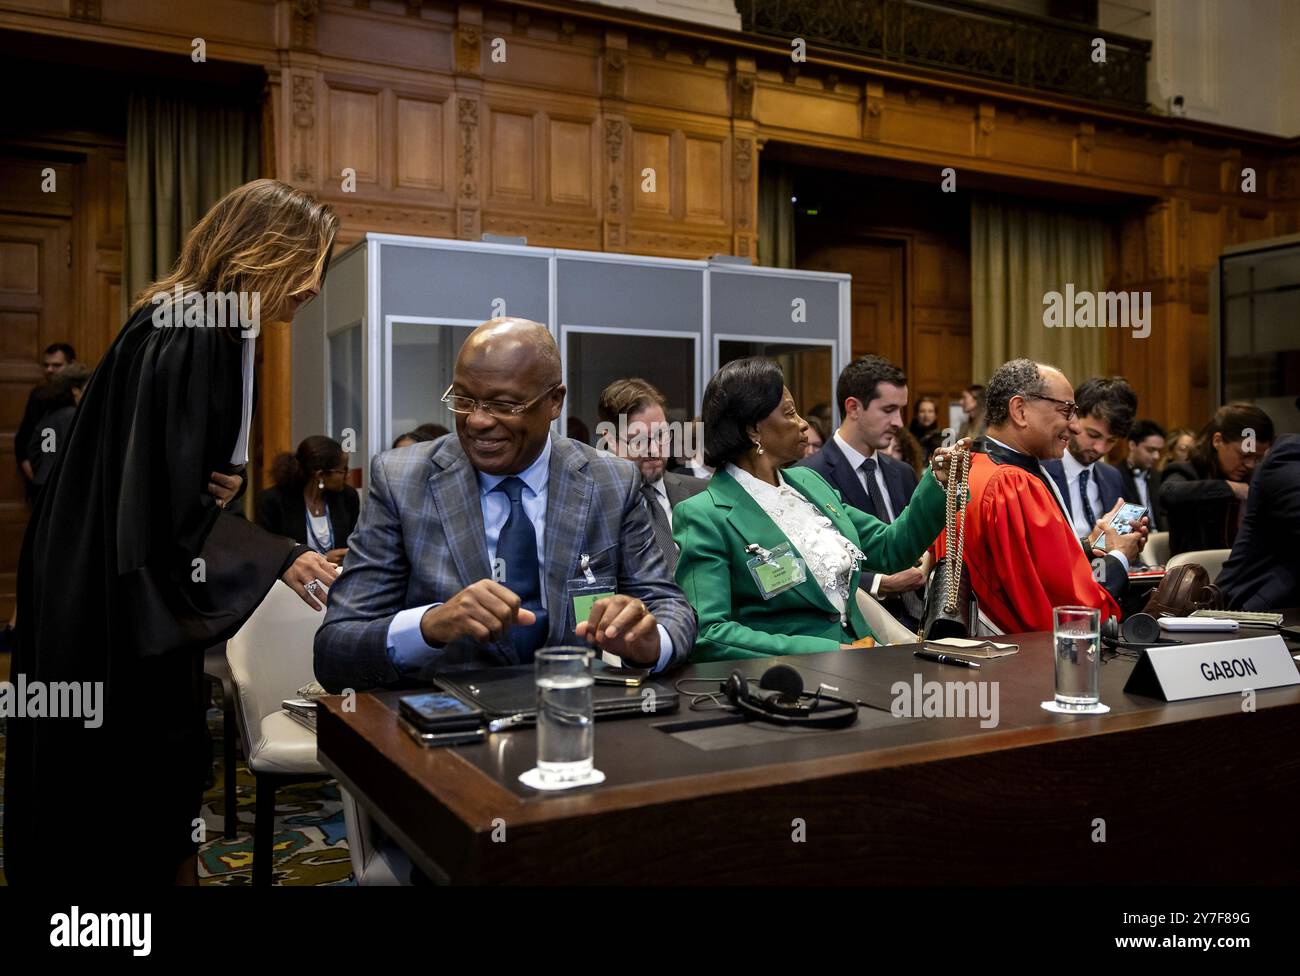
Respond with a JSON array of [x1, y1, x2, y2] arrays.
[[1143, 563, 1224, 618]]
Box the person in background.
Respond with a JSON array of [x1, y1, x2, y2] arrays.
[[672, 357, 960, 660], [956, 384, 986, 442], [805, 402, 833, 440], [886, 425, 926, 480], [1216, 430, 1300, 610], [255, 435, 360, 566], [1160, 403, 1274, 556], [909, 396, 939, 444], [803, 412, 829, 456], [1120, 419, 1166, 531], [16, 341, 77, 500], [392, 422, 449, 449], [596, 377, 706, 574], [1159, 428, 1194, 470], [798, 354, 927, 632], [1041, 377, 1134, 545], [25, 361, 92, 491]]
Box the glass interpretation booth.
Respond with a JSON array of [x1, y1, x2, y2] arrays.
[[292, 233, 851, 476]]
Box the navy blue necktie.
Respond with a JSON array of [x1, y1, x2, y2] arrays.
[[1077, 468, 1097, 531], [493, 476, 548, 662], [861, 457, 892, 523]]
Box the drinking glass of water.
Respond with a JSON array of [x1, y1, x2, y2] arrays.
[[535, 647, 595, 785], [1053, 606, 1101, 710]]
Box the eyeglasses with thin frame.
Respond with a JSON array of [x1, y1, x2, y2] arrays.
[[441, 383, 559, 419], [1018, 392, 1078, 420]]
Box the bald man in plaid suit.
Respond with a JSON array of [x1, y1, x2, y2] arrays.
[[315, 319, 696, 691]]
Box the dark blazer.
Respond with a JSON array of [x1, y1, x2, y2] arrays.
[[1216, 435, 1300, 608], [1041, 457, 1125, 534], [315, 434, 697, 691], [662, 469, 708, 508], [644, 470, 708, 571], [1118, 461, 1163, 530], [796, 436, 918, 596], [254, 483, 360, 550], [1159, 462, 1240, 555]]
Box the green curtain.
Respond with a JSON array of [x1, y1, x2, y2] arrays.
[[124, 91, 262, 315], [970, 196, 1109, 387], [757, 161, 796, 269]]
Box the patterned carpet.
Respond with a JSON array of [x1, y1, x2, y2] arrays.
[[0, 694, 355, 887]]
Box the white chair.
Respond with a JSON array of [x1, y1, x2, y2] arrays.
[[856, 590, 918, 645], [225, 580, 329, 885], [1144, 531, 1171, 567], [1164, 548, 1233, 582]]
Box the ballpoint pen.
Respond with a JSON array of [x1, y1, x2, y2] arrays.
[[913, 649, 981, 669]]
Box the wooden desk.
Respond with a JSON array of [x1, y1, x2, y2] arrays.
[[317, 618, 1300, 884]]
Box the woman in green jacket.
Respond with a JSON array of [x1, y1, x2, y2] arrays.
[[672, 357, 961, 661]]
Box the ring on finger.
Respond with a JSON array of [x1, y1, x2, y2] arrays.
[[305, 579, 324, 596]]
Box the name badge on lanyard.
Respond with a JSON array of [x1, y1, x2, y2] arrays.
[[745, 542, 807, 600]]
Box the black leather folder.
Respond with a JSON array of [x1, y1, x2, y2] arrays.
[[434, 663, 679, 721]]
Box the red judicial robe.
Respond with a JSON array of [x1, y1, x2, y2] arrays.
[[933, 442, 1120, 634]]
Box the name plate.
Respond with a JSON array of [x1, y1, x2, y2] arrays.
[[1124, 634, 1300, 702]]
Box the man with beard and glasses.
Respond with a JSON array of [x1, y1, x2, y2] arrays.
[[596, 377, 707, 574]]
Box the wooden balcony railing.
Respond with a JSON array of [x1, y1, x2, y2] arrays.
[[742, 0, 1150, 108]]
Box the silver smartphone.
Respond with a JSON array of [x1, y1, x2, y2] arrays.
[[1089, 502, 1147, 550]]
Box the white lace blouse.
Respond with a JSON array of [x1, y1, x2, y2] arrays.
[[726, 463, 864, 616]]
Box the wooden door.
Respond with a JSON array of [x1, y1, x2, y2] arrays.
[[0, 214, 73, 615], [802, 239, 906, 366]]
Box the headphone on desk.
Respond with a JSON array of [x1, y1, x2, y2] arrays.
[[1101, 612, 1182, 650], [722, 664, 859, 728]]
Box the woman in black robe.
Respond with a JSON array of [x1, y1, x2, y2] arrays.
[[4, 179, 340, 885]]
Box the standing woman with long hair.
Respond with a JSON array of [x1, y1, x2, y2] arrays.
[[6, 179, 340, 885]]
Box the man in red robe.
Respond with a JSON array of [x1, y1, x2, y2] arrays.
[[934, 359, 1148, 634]]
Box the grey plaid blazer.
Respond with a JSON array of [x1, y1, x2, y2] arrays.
[[314, 433, 697, 691]]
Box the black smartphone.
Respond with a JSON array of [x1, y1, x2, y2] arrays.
[[397, 717, 487, 749], [398, 691, 483, 732]]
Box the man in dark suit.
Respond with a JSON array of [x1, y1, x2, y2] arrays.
[[1042, 376, 1135, 546], [797, 355, 924, 631], [1217, 430, 1300, 610], [595, 378, 706, 574], [315, 318, 697, 692], [1118, 418, 1166, 531]]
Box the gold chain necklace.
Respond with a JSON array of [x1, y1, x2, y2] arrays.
[[942, 447, 972, 614]]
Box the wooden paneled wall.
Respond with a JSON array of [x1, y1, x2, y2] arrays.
[[2, 0, 1297, 448]]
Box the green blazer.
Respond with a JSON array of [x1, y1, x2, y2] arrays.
[[671, 464, 945, 661]]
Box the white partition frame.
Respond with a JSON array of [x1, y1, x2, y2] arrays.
[[305, 234, 853, 479]]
